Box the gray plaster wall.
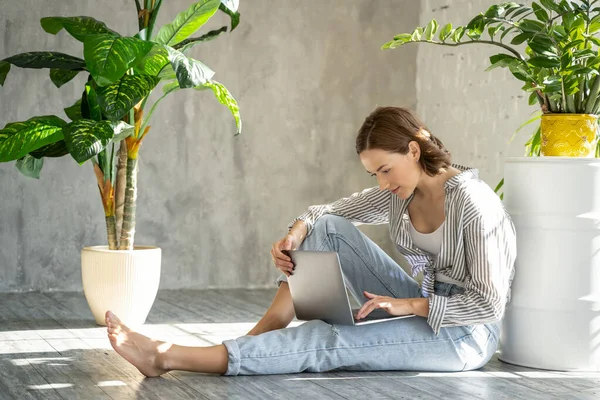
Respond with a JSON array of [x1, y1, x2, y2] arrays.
[[0, 0, 419, 291]]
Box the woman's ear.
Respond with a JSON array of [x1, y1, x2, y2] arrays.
[[408, 141, 420, 161]]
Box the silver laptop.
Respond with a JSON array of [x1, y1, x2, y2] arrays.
[[286, 250, 415, 326]]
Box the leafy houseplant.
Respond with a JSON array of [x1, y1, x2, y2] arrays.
[[0, 0, 243, 325], [383, 0, 600, 165]]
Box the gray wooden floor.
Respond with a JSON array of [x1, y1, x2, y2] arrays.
[[0, 289, 598, 400]]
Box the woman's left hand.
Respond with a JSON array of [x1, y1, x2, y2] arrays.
[[355, 291, 414, 320]]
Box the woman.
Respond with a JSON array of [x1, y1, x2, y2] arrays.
[[105, 106, 516, 376]]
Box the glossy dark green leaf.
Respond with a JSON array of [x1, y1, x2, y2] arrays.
[[531, 2, 549, 21], [155, 0, 221, 46], [486, 54, 522, 71], [219, 2, 240, 31], [511, 32, 532, 45], [196, 80, 241, 135], [485, 5, 505, 18], [528, 37, 558, 56], [167, 47, 215, 88], [0, 61, 9, 85], [528, 91, 538, 105], [83, 34, 154, 86], [16, 155, 44, 179], [95, 75, 160, 120], [83, 84, 103, 121], [0, 116, 66, 162], [528, 56, 560, 68], [175, 26, 229, 53], [30, 140, 69, 158], [63, 119, 114, 163], [220, 0, 238, 12], [511, 7, 533, 19], [518, 19, 545, 33], [500, 26, 515, 41], [2, 52, 85, 71], [41, 16, 118, 41], [540, 0, 562, 12], [64, 99, 83, 121], [49, 68, 80, 88]]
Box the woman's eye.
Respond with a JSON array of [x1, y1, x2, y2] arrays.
[[383, 169, 390, 174]]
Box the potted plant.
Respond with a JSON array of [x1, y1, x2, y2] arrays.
[[0, 0, 242, 326], [382, 0, 600, 162]]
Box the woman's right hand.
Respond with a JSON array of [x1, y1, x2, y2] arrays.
[[271, 234, 300, 277]]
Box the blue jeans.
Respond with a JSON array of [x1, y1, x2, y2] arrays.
[[222, 215, 500, 375]]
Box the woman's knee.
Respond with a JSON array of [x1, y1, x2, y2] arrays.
[[313, 214, 354, 235]]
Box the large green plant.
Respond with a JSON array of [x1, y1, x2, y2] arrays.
[[383, 0, 600, 194], [0, 0, 242, 250]]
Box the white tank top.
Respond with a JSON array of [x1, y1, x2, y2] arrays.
[[408, 214, 444, 256]]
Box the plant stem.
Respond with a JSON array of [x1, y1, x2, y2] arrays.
[[585, 75, 600, 113], [106, 216, 117, 250], [134, 0, 143, 31], [118, 157, 138, 250], [412, 39, 526, 64], [114, 141, 127, 246]]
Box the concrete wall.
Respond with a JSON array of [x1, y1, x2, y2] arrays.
[[416, 0, 537, 187], [0, 0, 419, 291]]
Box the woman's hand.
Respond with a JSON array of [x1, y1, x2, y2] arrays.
[[355, 291, 429, 319], [271, 234, 300, 277]]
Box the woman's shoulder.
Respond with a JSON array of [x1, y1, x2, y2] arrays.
[[447, 165, 508, 225]]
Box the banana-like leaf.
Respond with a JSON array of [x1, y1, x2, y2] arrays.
[[167, 47, 215, 88], [63, 119, 114, 163], [16, 154, 44, 179], [41, 16, 118, 42], [0, 52, 86, 85], [0, 116, 66, 162], [110, 121, 135, 142], [155, 0, 221, 46], [30, 140, 69, 158], [95, 75, 160, 120], [83, 34, 154, 86], [0, 61, 9, 85], [196, 80, 241, 135], [64, 99, 83, 121], [133, 45, 170, 77], [174, 26, 228, 53], [219, 2, 240, 31], [50, 68, 80, 88]]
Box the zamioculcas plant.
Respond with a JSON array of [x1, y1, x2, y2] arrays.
[[383, 0, 600, 195], [0, 0, 242, 250]]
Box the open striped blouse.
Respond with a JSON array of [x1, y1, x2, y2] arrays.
[[288, 165, 517, 334]]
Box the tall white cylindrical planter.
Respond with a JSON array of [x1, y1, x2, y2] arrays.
[[500, 157, 600, 371], [81, 246, 161, 327]]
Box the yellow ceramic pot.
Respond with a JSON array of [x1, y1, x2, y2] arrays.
[[540, 113, 598, 157]]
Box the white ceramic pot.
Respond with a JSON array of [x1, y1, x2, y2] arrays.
[[81, 245, 161, 327]]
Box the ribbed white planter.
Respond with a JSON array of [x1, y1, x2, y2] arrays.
[[81, 245, 161, 327], [499, 156, 600, 371]]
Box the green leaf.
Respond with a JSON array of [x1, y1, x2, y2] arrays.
[[40, 16, 118, 41], [2, 52, 86, 71], [500, 26, 515, 41], [30, 140, 69, 158], [49, 68, 80, 88], [518, 19, 545, 33], [219, 2, 240, 31], [64, 99, 83, 121], [162, 80, 181, 94], [133, 45, 170, 77], [0, 61, 9, 85], [83, 84, 103, 121], [452, 26, 465, 42], [485, 5, 505, 18], [83, 34, 154, 86], [63, 120, 114, 163], [540, 0, 562, 12], [528, 56, 560, 68], [95, 75, 160, 120], [0, 116, 66, 162], [590, 15, 600, 33], [411, 27, 423, 41], [424, 19, 438, 40], [167, 46, 215, 88], [174, 26, 229, 53], [16, 155, 44, 179], [528, 91, 539, 105], [196, 80, 241, 135], [220, 0, 239, 12], [392, 33, 413, 42], [531, 2, 549, 21], [109, 121, 135, 142], [486, 54, 521, 71], [439, 23, 453, 41], [155, 0, 221, 46], [528, 36, 558, 56], [511, 7, 533, 19]]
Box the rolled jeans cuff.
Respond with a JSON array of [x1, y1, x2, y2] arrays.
[[275, 273, 288, 287], [221, 338, 241, 376]]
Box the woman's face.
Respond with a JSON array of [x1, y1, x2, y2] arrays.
[[359, 145, 421, 199]]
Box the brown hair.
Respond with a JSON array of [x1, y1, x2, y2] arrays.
[[355, 106, 451, 176]]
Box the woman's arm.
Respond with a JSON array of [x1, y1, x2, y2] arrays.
[[288, 186, 391, 236]]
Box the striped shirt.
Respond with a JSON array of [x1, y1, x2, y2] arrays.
[[288, 165, 517, 334]]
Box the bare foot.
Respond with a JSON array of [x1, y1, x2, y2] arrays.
[[105, 310, 168, 377]]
